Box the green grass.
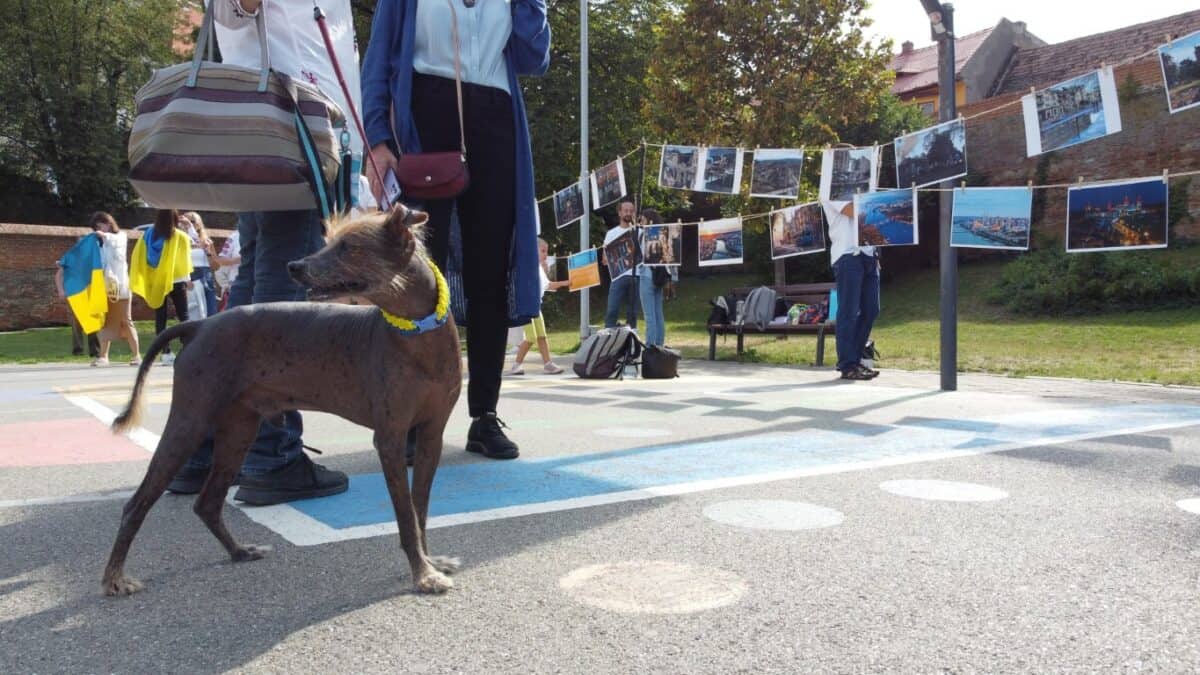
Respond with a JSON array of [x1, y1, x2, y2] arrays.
[[6, 255, 1200, 385]]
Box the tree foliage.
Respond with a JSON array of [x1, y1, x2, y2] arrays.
[[0, 0, 179, 217]]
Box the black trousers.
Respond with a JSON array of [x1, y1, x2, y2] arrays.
[[154, 281, 190, 353], [411, 72, 515, 418]]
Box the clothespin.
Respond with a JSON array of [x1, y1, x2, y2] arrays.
[[960, 180, 967, 193], [1027, 179, 1034, 192], [1077, 176, 1085, 185], [1163, 169, 1170, 185], [1030, 86, 1037, 95], [1166, 34, 1174, 48]]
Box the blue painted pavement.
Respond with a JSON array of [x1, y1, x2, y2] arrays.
[[290, 404, 1200, 529]]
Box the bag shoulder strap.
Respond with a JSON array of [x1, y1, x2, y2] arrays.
[[445, 0, 467, 157]]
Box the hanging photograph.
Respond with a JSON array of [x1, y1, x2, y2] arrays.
[[950, 187, 1033, 250], [590, 159, 627, 210], [820, 146, 879, 203], [855, 189, 917, 247], [696, 147, 744, 194], [750, 149, 805, 199], [553, 182, 585, 229], [567, 249, 602, 292], [895, 118, 967, 189], [658, 145, 700, 191], [641, 224, 683, 266], [769, 202, 826, 259], [1067, 177, 1168, 253], [1159, 29, 1200, 114], [602, 227, 640, 279], [1022, 67, 1122, 156], [697, 217, 744, 267]]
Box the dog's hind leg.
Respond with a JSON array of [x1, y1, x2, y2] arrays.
[[193, 407, 271, 563], [102, 414, 207, 596], [412, 421, 458, 576], [376, 429, 452, 594]]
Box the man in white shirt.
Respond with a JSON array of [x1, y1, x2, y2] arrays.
[[602, 197, 640, 329], [822, 146, 880, 382], [168, 0, 358, 504]]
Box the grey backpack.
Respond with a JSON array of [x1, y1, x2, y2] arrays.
[[739, 286, 778, 330], [573, 327, 643, 379]]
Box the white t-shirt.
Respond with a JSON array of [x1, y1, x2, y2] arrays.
[[214, 0, 363, 157], [215, 231, 241, 291], [823, 200, 876, 266], [603, 224, 636, 280]]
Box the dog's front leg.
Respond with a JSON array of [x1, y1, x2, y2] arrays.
[[376, 430, 452, 594], [412, 421, 459, 576]]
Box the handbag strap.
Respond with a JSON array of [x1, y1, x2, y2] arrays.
[[446, 0, 467, 158], [282, 74, 336, 220], [189, 0, 271, 92]]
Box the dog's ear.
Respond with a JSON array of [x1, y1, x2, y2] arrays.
[[383, 204, 430, 235]]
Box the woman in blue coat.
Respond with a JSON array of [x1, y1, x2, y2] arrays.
[[361, 0, 550, 460]]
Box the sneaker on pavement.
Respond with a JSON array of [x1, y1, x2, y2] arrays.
[[91, 357, 109, 367], [840, 366, 872, 381], [543, 362, 564, 374], [233, 453, 348, 506], [166, 464, 236, 495], [508, 362, 525, 376], [466, 413, 519, 460]]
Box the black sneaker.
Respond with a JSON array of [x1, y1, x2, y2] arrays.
[[466, 413, 519, 460], [840, 366, 872, 381], [167, 464, 233, 495], [233, 453, 348, 506]]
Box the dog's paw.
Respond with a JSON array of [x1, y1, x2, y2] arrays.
[[231, 544, 272, 563], [102, 574, 144, 597], [414, 570, 454, 594], [428, 555, 461, 575]]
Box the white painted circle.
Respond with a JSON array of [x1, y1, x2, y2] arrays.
[[880, 479, 1009, 502], [1178, 498, 1200, 515], [593, 427, 673, 439], [559, 560, 747, 614], [703, 500, 844, 531]]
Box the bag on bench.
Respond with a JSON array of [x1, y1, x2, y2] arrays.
[[574, 327, 643, 379], [739, 286, 778, 330]]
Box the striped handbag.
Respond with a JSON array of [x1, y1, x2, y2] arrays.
[[128, 2, 345, 215]]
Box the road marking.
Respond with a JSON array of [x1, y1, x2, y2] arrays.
[[559, 561, 747, 614], [62, 394, 159, 453], [703, 500, 845, 530], [880, 479, 1009, 502], [1178, 498, 1200, 515]]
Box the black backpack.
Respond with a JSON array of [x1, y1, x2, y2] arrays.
[[642, 345, 681, 379]]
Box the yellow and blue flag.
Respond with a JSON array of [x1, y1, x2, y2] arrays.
[[58, 233, 107, 334], [130, 228, 193, 309]]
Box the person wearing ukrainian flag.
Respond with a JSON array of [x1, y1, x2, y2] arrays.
[[54, 226, 108, 345], [129, 210, 194, 364]]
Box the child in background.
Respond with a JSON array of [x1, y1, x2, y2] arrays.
[[510, 238, 569, 375]]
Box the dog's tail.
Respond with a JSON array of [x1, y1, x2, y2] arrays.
[[112, 321, 201, 435]]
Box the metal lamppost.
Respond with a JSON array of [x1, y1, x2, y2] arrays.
[[920, 0, 958, 391], [578, 0, 591, 338]]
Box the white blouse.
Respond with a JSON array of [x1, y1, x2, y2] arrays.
[[413, 0, 513, 94]]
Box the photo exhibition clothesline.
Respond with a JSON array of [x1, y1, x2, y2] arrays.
[[533, 40, 1173, 208]]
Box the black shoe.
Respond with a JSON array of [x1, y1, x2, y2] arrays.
[[167, 464, 215, 495], [861, 365, 880, 379], [840, 366, 872, 381], [466, 413, 519, 460], [233, 453, 348, 506]]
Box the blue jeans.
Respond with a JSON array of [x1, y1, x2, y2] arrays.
[[604, 274, 639, 329], [637, 267, 665, 346], [186, 210, 325, 475], [832, 253, 880, 373], [190, 267, 218, 317]]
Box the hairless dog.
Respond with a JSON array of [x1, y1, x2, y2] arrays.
[[102, 205, 463, 596]]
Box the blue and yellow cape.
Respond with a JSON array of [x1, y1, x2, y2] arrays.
[[129, 228, 193, 309], [58, 233, 107, 334]]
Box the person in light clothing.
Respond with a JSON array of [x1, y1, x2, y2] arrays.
[[510, 238, 569, 375]]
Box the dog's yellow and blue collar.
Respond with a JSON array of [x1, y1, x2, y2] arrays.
[[380, 258, 451, 335]]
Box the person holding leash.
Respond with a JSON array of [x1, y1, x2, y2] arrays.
[[362, 0, 550, 460], [167, 0, 364, 503]]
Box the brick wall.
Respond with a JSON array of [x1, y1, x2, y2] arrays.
[[0, 224, 231, 331], [957, 56, 1200, 246]]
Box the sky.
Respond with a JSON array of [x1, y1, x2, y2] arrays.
[[953, 187, 1033, 219], [865, 1, 1198, 51]]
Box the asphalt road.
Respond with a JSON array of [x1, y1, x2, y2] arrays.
[[1, 359, 1199, 673]]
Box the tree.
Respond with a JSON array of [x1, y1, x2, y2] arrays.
[[0, 0, 179, 217]]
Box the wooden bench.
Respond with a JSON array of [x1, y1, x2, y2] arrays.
[[707, 283, 836, 365]]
